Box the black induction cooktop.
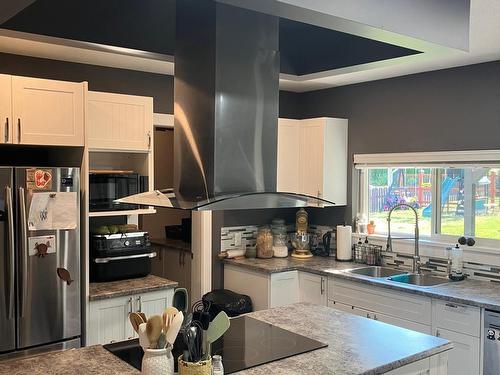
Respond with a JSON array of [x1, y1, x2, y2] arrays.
[[104, 316, 327, 374]]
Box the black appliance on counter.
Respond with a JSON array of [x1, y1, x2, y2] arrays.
[[90, 231, 156, 282], [104, 316, 327, 374], [89, 171, 148, 211]]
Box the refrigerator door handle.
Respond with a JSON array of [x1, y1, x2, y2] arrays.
[[18, 187, 28, 318], [5, 186, 15, 319]]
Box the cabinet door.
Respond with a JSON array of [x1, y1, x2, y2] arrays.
[[88, 295, 134, 345], [270, 271, 299, 308], [138, 289, 174, 318], [299, 272, 327, 306], [435, 328, 480, 375], [11, 76, 84, 146], [373, 311, 432, 335], [328, 300, 355, 314], [0, 74, 12, 144], [277, 119, 300, 193], [299, 120, 324, 197], [87, 91, 153, 151]]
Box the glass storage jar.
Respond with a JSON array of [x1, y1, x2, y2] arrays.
[[272, 233, 288, 258], [256, 227, 273, 258]]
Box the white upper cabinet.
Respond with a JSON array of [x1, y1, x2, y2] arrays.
[[87, 91, 153, 151], [277, 119, 301, 193], [0, 74, 12, 144], [11, 76, 85, 146], [277, 117, 348, 205]]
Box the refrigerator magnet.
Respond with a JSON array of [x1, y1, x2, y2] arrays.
[[26, 168, 53, 190], [28, 235, 56, 257]]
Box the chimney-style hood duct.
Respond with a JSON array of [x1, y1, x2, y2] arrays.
[[117, 0, 334, 210]]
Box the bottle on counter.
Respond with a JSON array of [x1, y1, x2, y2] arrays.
[[212, 355, 224, 375], [450, 244, 465, 281]]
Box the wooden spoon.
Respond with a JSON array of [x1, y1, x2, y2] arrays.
[[146, 315, 163, 349], [129, 312, 143, 333], [138, 312, 147, 323]]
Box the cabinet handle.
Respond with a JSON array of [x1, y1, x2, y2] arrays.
[[128, 297, 133, 314], [366, 313, 371, 319], [137, 296, 142, 312], [320, 278, 325, 295], [373, 314, 378, 321], [436, 329, 440, 337], [445, 303, 458, 309], [17, 119, 21, 143], [4, 118, 8, 142], [147, 131, 151, 149]]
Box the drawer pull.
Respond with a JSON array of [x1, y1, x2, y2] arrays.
[[445, 302, 459, 309]]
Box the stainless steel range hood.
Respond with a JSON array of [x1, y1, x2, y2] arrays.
[[117, 0, 334, 210]]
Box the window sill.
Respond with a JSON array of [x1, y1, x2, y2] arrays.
[[351, 233, 500, 257]]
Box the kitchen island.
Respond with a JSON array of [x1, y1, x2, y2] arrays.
[[0, 303, 450, 375]]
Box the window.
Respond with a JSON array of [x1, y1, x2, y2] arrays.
[[356, 151, 500, 244]]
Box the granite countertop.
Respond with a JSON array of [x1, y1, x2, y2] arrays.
[[150, 238, 191, 252], [0, 345, 138, 375], [239, 303, 451, 375], [89, 275, 178, 301], [224, 257, 500, 310], [0, 303, 450, 375]]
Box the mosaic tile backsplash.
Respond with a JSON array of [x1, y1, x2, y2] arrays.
[[220, 224, 336, 252], [381, 251, 500, 283], [222, 226, 500, 283]]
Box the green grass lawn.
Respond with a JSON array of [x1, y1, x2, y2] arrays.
[[370, 206, 500, 240]]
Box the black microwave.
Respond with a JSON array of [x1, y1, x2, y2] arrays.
[[89, 172, 148, 211]]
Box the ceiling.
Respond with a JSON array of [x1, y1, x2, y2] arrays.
[[1, 0, 498, 92]]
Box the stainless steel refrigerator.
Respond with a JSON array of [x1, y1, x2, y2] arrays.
[[0, 167, 80, 357]]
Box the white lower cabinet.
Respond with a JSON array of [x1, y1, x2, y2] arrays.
[[89, 295, 135, 345], [298, 272, 327, 306], [328, 278, 482, 375], [224, 266, 328, 311], [88, 288, 174, 345], [270, 271, 299, 308], [434, 328, 480, 375]]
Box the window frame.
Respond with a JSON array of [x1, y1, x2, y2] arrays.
[[354, 150, 500, 249]]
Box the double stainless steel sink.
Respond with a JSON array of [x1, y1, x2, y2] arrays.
[[344, 266, 451, 287]]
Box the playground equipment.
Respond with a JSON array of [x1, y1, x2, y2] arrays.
[[422, 177, 459, 218]]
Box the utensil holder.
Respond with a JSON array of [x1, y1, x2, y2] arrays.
[[178, 354, 212, 375], [141, 347, 174, 375]]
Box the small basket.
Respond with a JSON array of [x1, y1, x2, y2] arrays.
[[352, 242, 382, 265], [178, 355, 212, 375]]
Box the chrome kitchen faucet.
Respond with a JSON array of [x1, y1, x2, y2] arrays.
[[386, 203, 421, 274]]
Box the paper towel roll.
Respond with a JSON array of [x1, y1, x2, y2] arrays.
[[336, 225, 352, 261]]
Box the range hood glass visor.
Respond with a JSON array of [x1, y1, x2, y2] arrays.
[[114, 190, 335, 211]]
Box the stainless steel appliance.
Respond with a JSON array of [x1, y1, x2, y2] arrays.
[[90, 231, 156, 282], [0, 167, 80, 358], [89, 171, 147, 211], [115, 2, 336, 211], [484, 309, 500, 375]]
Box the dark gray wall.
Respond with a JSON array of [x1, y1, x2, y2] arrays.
[[0, 52, 298, 118], [0, 52, 174, 113], [297, 60, 500, 221]]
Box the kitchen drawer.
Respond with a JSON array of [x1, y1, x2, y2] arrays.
[[372, 311, 432, 335], [327, 300, 355, 314], [433, 300, 480, 337], [329, 278, 432, 325]]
